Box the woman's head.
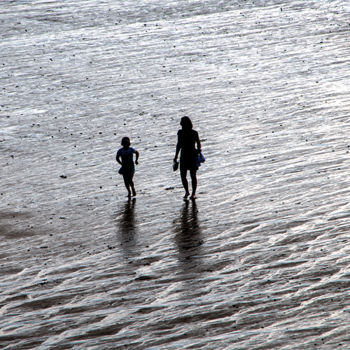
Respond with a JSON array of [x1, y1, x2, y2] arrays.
[[121, 137, 131, 147], [180, 116, 193, 130]]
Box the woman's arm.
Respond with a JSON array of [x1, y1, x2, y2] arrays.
[[174, 132, 181, 161], [174, 143, 180, 161], [196, 132, 201, 153]]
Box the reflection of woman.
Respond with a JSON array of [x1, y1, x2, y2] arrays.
[[174, 117, 201, 199], [174, 200, 202, 265]]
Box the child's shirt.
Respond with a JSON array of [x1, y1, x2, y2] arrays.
[[117, 147, 137, 171]]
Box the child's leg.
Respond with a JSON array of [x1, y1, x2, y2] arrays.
[[180, 168, 190, 197], [123, 175, 132, 197], [130, 173, 136, 196], [190, 169, 197, 199]]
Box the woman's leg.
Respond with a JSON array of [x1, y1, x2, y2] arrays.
[[180, 168, 190, 197], [190, 169, 197, 199]]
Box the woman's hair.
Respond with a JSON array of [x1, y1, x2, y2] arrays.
[[180, 116, 193, 130], [121, 137, 131, 147]]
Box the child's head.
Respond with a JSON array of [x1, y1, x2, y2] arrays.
[[121, 137, 131, 147], [180, 116, 193, 130]]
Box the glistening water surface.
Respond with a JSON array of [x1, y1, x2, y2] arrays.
[[1, 0, 350, 349]]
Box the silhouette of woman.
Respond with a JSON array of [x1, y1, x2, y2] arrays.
[[174, 117, 201, 199]]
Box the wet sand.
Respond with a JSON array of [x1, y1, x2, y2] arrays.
[[1, 0, 350, 349]]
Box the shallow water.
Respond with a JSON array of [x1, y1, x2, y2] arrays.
[[1, 0, 350, 349]]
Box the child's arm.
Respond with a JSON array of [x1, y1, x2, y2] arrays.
[[135, 150, 139, 165], [196, 132, 201, 153], [116, 153, 122, 165]]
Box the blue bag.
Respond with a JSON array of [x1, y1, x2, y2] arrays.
[[196, 152, 205, 167]]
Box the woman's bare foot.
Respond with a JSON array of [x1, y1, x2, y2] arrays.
[[190, 194, 196, 200], [183, 192, 190, 199]]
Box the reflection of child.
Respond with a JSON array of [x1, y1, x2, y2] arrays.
[[116, 137, 139, 197]]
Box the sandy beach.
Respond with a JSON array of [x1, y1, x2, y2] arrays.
[[1, 0, 350, 349]]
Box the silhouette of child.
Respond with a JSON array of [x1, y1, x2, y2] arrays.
[[174, 117, 201, 199], [116, 137, 139, 197]]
